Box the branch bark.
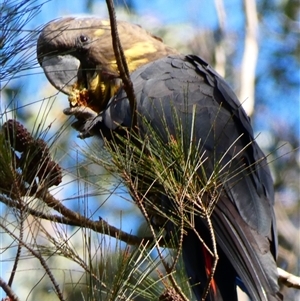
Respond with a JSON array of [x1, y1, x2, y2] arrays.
[[278, 267, 300, 289], [0, 277, 20, 301], [106, 0, 137, 128], [0, 192, 147, 246]]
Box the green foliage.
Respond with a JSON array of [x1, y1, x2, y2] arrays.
[[0, 1, 299, 300], [1, 0, 45, 82]]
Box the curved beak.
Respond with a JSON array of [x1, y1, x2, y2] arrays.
[[40, 53, 114, 113], [40, 54, 81, 95]]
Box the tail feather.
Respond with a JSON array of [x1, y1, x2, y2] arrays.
[[211, 198, 282, 301], [181, 196, 282, 301], [182, 220, 238, 301]]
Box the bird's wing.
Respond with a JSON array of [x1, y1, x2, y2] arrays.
[[103, 54, 281, 301]]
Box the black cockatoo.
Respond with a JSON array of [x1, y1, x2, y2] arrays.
[[37, 17, 282, 301]]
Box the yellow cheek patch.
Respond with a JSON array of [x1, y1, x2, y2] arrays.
[[88, 73, 100, 92], [107, 58, 150, 74], [124, 41, 157, 58], [120, 41, 157, 72], [127, 58, 149, 71]]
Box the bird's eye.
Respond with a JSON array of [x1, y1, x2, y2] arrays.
[[79, 35, 88, 43]]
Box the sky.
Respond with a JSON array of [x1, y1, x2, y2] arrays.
[[2, 0, 299, 243], [1, 0, 299, 299], [10, 0, 299, 133]]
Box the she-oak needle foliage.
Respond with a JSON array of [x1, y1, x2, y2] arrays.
[[0, 2, 194, 300]]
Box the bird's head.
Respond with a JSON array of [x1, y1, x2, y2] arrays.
[[37, 17, 177, 112]]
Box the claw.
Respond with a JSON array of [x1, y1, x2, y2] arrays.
[[63, 106, 103, 139], [63, 106, 98, 119]]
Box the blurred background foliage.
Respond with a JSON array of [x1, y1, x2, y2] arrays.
[[0, 0, 299, 300]]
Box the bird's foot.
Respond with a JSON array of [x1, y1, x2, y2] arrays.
[[63, 106, 103, 139]]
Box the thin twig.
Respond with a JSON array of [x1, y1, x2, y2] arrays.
[[36, 188, 148, 246], [201, 213, 219, 300], [0, 223, 65, 301], [2, 189, 299, 291], [0, 277, 20, 301], [40, 224, 109, 291], [123, 172, 190, 301], [0, 193, 147, 246], [7, 170, 24, 288], [106, 0, 137, 127]]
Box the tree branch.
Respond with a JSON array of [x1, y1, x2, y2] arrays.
[[2, 189, 299, 291], [0, 192, 147, 246], [106, 0, 137, 128], [0, 277, 20, 301], [278, 267, 300, 289], [0, 223, 65, 301]]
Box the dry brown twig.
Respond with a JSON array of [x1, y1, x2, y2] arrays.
[[0, 119, 147, 247], [0, 193, 145, 245], [0, 222, 65, 301], [106, 0, 137, 127], [0, 277, 20, 301], [0, 119, 299, 301], [1, 3, 298, 295]]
